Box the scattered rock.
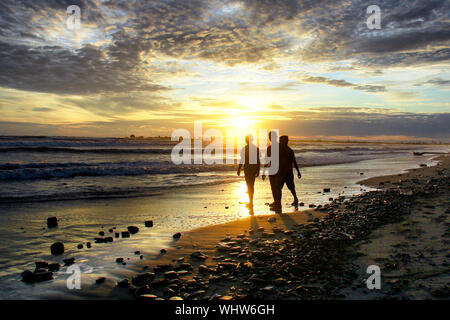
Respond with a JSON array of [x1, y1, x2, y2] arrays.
[[323, 188, 331, 193], [48, 263, 60, 272], [47, 217, 58, 228], [117, 278, 130, 288], [86, 242, 91, 248], [63, 258, 75, 266], [116, 257, 124, 263], [50, 242, 64, 255], [96, 277, 106, 284], [77, 244, 83, 249], [268, 217, 276, 223], [99, 231, 105, 236], [173, 232, 182, 239], [121, 231, 130, 238], [145, 220, 153, 227], [127, 226, 139, 234], [35, 261, 48, 269]]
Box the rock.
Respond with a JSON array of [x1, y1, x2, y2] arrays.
[[140, 255, 143, 260], [117, 278, 130, 288], [198, 265, 210, 273], [268, 217, 276, 223], [308, 204, 316, 208], [132, 273, 155, 286], [48, 263, 60, 271], [35, 261, 48, 269], [328, 197, 333, 201], [225, 206, 229, 209], [104, 237, 113, 243], [108, 229, 113, 233], [50, 242, 64, 255], [160, 249, 167, 254], [116, 257, 124, 263], [134, 250, 140, 255], [121, 231, 130, 238], [360, 172, 364, 175], [420, 164, 427, 168], [191, 251, 208, 260], [299, 202, 305, 207], [127, 226, 139, 234], [86, 242, 91, 248], [323, 188, 331, 193], [63, 258, 75, 266], [77, 244, 83, 249], [115, 233, 120, 238], [21, 270, 34, 283], [145, 220, 153, 227], [173, 232, 182, 239], [169, 296, 183, 300], [98, 231, 105, 236], [22, 270, 53, 283], [164, 271, 178, 279], [96, 277, 106, 284], [47, 217, 58, 228]]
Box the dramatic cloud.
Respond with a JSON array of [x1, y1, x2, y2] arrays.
[[0, 0, 448, 138]]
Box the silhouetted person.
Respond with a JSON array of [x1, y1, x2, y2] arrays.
[[262, 131, 281, 212], [237, 135, 260, 210], [279, 135, 301, 207]]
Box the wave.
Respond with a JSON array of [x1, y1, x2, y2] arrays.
[[0, 151, 394, 181], [0, 147, 174, 154]]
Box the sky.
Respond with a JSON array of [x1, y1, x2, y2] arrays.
[[0, 0, 449, 140]]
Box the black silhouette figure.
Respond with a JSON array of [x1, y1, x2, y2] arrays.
[[237, 135, 260, 211], [279, 135, 301, 207]]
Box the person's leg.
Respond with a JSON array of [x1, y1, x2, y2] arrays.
[[244, 171, 256, 205], [269, 174, 282, 211], [285, 172, 298, 205]]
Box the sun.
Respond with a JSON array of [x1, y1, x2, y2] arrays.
[[233, 117, 253, 132]]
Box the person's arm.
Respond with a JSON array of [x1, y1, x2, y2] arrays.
[[292, 150, 301, 178]]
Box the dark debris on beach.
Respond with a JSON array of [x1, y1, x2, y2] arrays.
[[119, 167, 449, 300]]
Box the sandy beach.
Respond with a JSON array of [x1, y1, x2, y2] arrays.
[[25, 154, 446, 301]]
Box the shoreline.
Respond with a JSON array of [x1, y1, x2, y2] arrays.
[[93, 154, 449, 300], [7, 154, 448, 300]]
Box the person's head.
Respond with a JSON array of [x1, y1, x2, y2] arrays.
[[268, 130, 278, 142], [280, 135, 289, 145], [245, 134, 253, 145]]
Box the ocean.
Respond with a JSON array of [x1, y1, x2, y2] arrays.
[[0, 136, 447, 203]]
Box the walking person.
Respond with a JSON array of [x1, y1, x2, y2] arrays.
[[237, 135, 260, 211], [279, 135, 301, 207], [262, 131, 282, 213]]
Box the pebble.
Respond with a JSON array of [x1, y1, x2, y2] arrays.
[[145, 220, 153, 227], [173, 232, 182, 239], [46, 217, 58, 228], [127, 226, 139, 234], [50, 242, 64, 255]]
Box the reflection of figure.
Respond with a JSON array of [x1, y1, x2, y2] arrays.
[[262, 131, 281, 212], [279, 135, 301, 207], [237, 135, 260, 209]]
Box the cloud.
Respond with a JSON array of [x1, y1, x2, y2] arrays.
[[301, 76, 386, 92], [416, 77, 450, 87]]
